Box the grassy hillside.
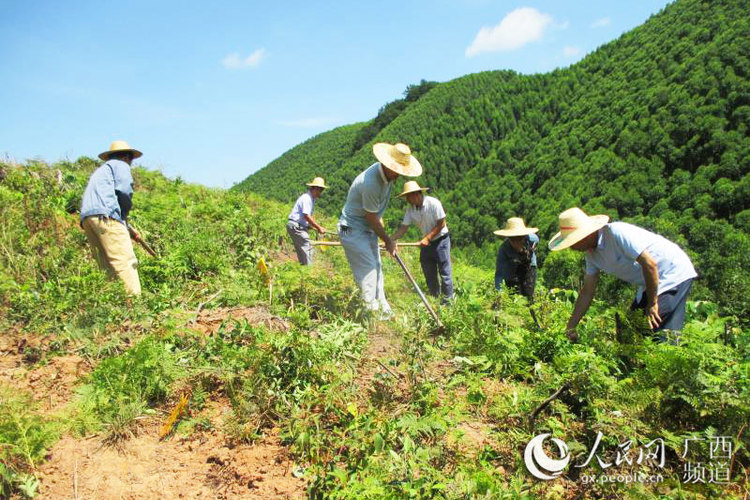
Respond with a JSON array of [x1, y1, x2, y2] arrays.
[[0, 158, 748, 498], [235, 0, 750, 318]]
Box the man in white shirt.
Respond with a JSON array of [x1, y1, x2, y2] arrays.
[[391, 181, 454, 303], [549, 207, 697, 342], [287, 177, 327, 265], [338, 143, 422, 317]]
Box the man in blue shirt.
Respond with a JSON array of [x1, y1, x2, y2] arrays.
[[80, 140, 142, 295], [287, 177, 327, 265], [549, 207, 697, 342], [494, 217, 539, 300], [338, 143, 422, 317]]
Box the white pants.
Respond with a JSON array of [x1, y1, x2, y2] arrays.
[[339, 225, 391, 314]]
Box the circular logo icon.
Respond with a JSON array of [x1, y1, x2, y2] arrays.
[[524, 433, 570, 480]]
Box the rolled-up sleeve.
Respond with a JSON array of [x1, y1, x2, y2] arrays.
[[361, 183, 382, 213], [300, 194, 314, 216], [585, 255, 599, 275]]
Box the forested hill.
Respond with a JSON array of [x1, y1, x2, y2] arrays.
[[235, 0, 750, 317]]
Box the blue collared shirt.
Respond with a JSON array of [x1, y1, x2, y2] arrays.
[[288, 191, 315, 228], [338, 162, 392, 232], [495, 233, 539, 290], [585, 222, 697, 300], [80, 159, 134, 223]]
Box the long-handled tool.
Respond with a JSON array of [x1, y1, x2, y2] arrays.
[[312, 241, 423, 248], [393, 253, 445, 334], [127, 224, 158, 257], [529, 307, 542, 331]]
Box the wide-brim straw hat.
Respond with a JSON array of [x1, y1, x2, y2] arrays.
[[548, 207, 610, 251], [493, 217, 538, 237], [397, 180, 428, 197], [99, 140, 142, 161], [306, 177, 327, 189], [373, 142, 422, 177]]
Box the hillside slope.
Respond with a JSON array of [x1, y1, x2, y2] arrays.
[[236, 0, 750, 317], [1, 158, 748, 498]]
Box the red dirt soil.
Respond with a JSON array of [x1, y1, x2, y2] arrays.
[[0, 309, 306, 499], [38, 417, 305, 499]]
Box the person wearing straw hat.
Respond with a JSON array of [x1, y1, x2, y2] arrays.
[[391, 181, 454, 303], [494, 217, 539, 300], [549, 207, 697, 342], [338, 142, 422, 317], [80, 140, 143, 295], [287, 177, 328, 265]]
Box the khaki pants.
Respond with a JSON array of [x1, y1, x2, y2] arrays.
[[82, 216, 141, 295]]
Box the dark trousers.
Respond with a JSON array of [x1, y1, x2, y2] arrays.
[[506, 266, 537, 301], [631, 278, 693, 332], [420, 234, 454, 301]]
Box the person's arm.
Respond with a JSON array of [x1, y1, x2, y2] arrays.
[[110, 162, 134, 221], [364, 211, 396, 255], [420, 218, 446, 246], [636, 250, 661, 328], [303, 214, 326, 234], [528, 233, 539, 253], [566, 271, 600, 341], [392, 224, 410, 241], [115, 190, 133, 221]]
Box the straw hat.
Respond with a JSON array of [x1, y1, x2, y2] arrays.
[[99, 140, 142, 161], [397, 180, 428, 197], [306, 177, 327, 189], [548, 207, 610, 251], [373, 142, 422, 177], [493, 217, 538, 237]]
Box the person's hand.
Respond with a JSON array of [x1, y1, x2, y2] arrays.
[[319, 227, 327, 236], [385, 238, 397, 256], [420, 237, 430, 247], [646, 302, 662, 329], [566, 327, 579, 342]]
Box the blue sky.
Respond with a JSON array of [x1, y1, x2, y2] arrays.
[[0, 0, 671, 187]]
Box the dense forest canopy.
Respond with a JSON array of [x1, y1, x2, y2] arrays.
[[235, 0, 749, 318]]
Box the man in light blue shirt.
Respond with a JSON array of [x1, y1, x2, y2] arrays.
[[80, 140, 142, 295], [338, 143, 422, 317], [286, 177, 327, 265], [549, 207, 697, 341]]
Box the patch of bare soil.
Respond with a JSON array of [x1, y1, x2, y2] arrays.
[[353, 322, 411, 408], [0, 334, 89, 411], [38, 404, 305, 499], [192, 306, 291, 335]]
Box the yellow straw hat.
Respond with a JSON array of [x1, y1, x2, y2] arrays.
[[306, 177, 327, 189], [397, 180, 429, 197], [99, 140, 142, 161], [373, 142, 422, 177], [548, 207, 610, 251], [493, 217, 538, 237]]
